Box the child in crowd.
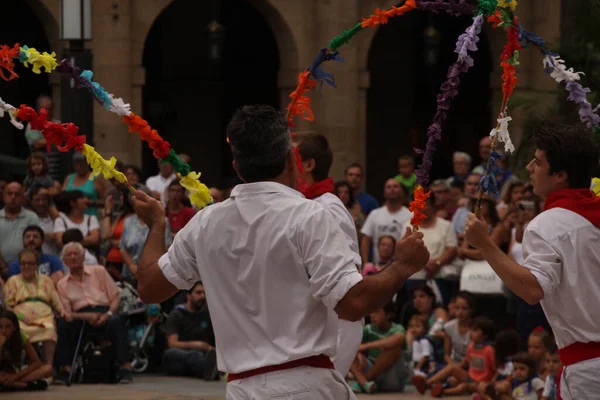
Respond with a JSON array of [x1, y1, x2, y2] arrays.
[[482, 330, 522, 399], [361, 235, 396, 276], [447, 296, 457, 320], [0, 310, 52, 391], [541, 339, 561, 400], [528, 329, 551, 376], [441, 291, 474, 367], [408, 315, 435, 377], [350, 302, 408, 394], [414, 316, 496, 397], [394, 155, 417, 199], [510, 352, 545, 400], [23, 152, 55, 195]]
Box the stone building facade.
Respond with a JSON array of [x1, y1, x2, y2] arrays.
[[7, 0, 561, 195]]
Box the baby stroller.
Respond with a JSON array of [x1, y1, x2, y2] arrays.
[[117, 281, 169, 373]]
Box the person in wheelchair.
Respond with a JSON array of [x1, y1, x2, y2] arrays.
[[54, 242, 133, 384]]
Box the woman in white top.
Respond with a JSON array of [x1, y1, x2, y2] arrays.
[[407, 193, 458, 306], [53, 190, 101, 256]]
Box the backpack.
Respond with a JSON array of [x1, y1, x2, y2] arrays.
[[81, 340, 116, 384]]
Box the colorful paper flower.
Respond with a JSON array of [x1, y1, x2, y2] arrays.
[[19, 46, 58, 74], [179, 171, 212, 208], [123, 113, 171, 159], [498, 0, 517, 11], [82, 144, 128, 184], [0, 43, 19, 81], [489, 116, 515, 153], [286, 70, 317, 126], [409, 185, 431, 229], [0, 97, 24, 129], [361, 0, 417, 28]]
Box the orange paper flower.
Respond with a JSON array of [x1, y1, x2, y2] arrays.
[[361, 0, 417, 28], [0, 44, 19, 81], [286, 70, 317, 126], [409, 185, 431, 229], [123, 113, 171, 159], [487, 11, 503, 28]]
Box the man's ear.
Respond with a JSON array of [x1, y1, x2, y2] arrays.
[[555, 170, 568, 184], [303, 158, 316, 174]]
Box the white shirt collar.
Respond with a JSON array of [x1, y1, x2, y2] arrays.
[[230, 181, 304, 199]]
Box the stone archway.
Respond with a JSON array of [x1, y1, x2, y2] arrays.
[[0, 0, 59, 164], [131, 0, 298, 186]]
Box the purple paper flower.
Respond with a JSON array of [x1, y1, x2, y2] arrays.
[[415, 0, 476, 16], [566, 81, 600, 128], [415, 15, 484, 186], [480, 151, 503, 198]]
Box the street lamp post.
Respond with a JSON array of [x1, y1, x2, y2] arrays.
[[59, 0, 93, 178]]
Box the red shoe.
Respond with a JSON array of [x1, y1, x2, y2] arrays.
[[412, 375, 427, 395], [431, 383, 444, 397]]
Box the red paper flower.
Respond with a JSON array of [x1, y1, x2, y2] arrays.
[[409, 186, 431, 229], [123, 113, 171, 159], [0, 44, 20, 81], [286, 70, 317, 126], [361, 0, 416, 28]]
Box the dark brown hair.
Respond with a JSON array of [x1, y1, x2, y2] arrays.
[[293, 132, 333, 182]]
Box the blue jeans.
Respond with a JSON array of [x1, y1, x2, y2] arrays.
[[162, 348, 207, 377], [366, 358, 408, 392]]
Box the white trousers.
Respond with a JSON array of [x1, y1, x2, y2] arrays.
[[332, 319, 363, 377], [226, 366, 357, 400], [560, 357, 600, 400]]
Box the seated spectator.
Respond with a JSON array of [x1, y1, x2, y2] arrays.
[[53, 190, 101, 256], [120, 188, 172, 283], [431, 180, 458, 221], [0, 309, 53, 390], [541, 339, 561, 400], [23, 152, 56, 196], [362, 235, 395, 276], [54, 242, 132, 384], [344, 163, 378, 216], [410, 284, 449, 335], [415, 316, 496, 397], [446, 151, 472, 187], [101, 188, 135, 282], [509, 352, 545, 400], [496, 180, 525, 220], [440, 291, 475, 367], [0, 182, 41, 277], [62, 153, 106, 218], [145, 160, 176, 203], [481, 330, 521, 399], [349, 301, 408, 394], [123, 165, 143, 186], [407, 195, 458, 306], [7, 225, 64, 285], [335, 180, 365, 234], [61, 229, 99, 267], [162, 282, 218, 380], [165, 179, 196, 236], [3, 249, 67, 366], [449, 180, 466, 207], [29, 187, 60, 256], [407, 315, 438, 378]]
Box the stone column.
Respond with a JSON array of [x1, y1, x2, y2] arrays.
[[312, 0, 362, 180], [89, 0, 136, 164]]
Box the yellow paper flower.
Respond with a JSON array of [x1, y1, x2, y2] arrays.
[[21, 47, 58, 74], [497, 0, 517, 11], [82, 144, 128, 183], [179, 171, 213, 208], [592, 177, 600, 196]]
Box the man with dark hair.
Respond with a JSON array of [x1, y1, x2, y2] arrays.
[[162, 281, 217, 380], [294, 131, 362, 377], [464, 124, 600, 399], [344, 163, 379, 216], [7, 225, 64, 285], [130, 104, 429, 399]]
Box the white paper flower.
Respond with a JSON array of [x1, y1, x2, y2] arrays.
[[543, 55, 583, 83], [490, 116, 515, 154], [108, 95, 132, 117]]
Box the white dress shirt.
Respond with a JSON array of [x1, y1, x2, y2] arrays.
[[159, 182, 363, 373], [145, 173, 176, 204], [313, 193, 361, 266], [522, 208, 600, 348]]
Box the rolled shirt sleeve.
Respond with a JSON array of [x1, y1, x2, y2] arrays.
[[522, 227, 562, 297], [158, 221, 201, 291], [298, 208, 363, 310]]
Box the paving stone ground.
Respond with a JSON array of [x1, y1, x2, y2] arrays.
[[3, 375, 471, 399]]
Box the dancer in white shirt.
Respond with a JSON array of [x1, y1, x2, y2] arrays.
[[293, 132, 363, 377], [131, 105, 430, 400], [464, 123, 600, 400]]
